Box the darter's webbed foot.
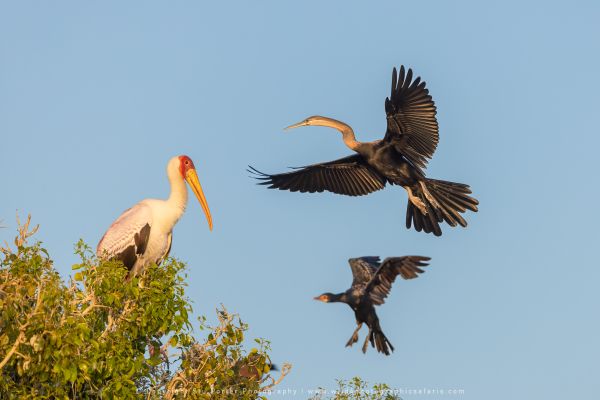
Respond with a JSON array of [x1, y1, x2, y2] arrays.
[[405, 186, 428, 214]]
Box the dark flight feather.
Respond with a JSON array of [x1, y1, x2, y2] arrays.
[[248, 154, 386, 197], [113, 223, 151, 271], [366, 256, 430, 305], [384, 66, 439, 169], [348, 257, 381, 287]]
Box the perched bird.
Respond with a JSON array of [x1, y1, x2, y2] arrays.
[[314, 256, 430, 355], [237, 354, 278, 380], [97, 155, 212, 276], [250, 66, 478, 236]]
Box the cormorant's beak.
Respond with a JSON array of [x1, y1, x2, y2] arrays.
[[185, 169, 213, 231], [284, 120, 308, 131], [313, 295, 326, 302]]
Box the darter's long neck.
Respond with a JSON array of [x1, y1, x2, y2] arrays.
[[314, 117, 361, 151]]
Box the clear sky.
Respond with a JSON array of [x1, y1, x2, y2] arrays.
[[1, 1, 599, 399]]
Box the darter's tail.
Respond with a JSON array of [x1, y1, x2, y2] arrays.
[[406, 178, 478, 236]]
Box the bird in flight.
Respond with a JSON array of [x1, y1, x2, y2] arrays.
[[250, 66, 478, 236], [97, 155, 212, 277], [314, 256, 430, 355]]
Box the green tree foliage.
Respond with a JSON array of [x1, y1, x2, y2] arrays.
[[0, 216, 288, 399], [309, 377, 401, 400]]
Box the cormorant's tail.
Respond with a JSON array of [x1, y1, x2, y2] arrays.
[[406, 178, 478, 236], [370, 327, 394, 356]]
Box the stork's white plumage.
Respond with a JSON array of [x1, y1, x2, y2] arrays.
[[97, 155, 212, 276]]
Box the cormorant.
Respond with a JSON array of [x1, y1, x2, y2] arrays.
[[314, 256, 430, 355]]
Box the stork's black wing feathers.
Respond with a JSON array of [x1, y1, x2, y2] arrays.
[[348, 257, 381, 287], [114, 223, 151, 271], [249, 154, 386, 197], [366, 256, 430, 305], [384, 66, 439, 169]]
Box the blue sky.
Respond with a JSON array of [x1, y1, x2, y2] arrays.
[[1, 1, 599, 398]]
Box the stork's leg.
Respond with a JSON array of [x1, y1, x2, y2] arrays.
[[362, 327, 373, 353], [405, 186, 428, 215], [346, 322, 363, 347]]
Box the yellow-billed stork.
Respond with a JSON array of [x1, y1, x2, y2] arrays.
[[97, 155, 212, 276]]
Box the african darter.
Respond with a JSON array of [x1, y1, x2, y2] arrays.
[[251, 66, 478, 236]]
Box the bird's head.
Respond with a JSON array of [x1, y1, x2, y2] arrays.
[[171, 155, 213, 231], [313, 292, 336, 303], [285, 116, 352, 134]]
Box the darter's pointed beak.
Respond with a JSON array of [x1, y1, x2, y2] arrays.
[[284, 119, 308, 131], [185, 169, 213, 231]]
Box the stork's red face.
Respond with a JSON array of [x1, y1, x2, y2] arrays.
[[178, 155, 213, 231], [178, 155, 196, 178]]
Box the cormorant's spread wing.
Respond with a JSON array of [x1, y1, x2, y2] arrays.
[[249, 155, 386, 197], [348, 257, 381, 287], [366, 256, 430, 305], [96, 203, 153, 271], [384, 66, 439, 169]]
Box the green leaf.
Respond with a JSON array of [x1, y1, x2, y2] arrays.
[[0, 228, 291, 398]]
